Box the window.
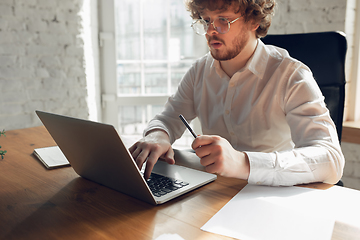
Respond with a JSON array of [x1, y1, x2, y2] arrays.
[[345, 0, 360, 122], [99, 0, 206, 147]]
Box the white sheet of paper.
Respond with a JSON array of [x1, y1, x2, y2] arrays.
[[33, 146, 70, 169], [201, 184, 351, 240]]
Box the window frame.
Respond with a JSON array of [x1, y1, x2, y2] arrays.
[[345, 0, 360, 122], [98, 0, 206, 136]]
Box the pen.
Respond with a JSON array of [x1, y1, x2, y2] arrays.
[[179, 114, 197, 138]]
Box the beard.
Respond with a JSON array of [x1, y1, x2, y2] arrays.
[[207, 31, 249, 61]]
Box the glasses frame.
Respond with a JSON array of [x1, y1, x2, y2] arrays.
[[191, 16, 241, 35]]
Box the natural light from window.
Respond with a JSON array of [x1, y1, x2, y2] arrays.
[[113, 0, 206, 147]]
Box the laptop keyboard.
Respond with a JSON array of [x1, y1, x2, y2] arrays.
[[146, 173, 189, 197]]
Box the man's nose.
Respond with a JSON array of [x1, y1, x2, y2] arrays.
[[206, 22, 218, 35]]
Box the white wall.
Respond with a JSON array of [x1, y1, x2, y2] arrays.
[[342, 142, 360, 190], [0, 0, 88, 130], [270, 0, 347, 34]]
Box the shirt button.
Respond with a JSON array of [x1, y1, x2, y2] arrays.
[[225, 110, 230, 115], [230, 132, 235, 136]]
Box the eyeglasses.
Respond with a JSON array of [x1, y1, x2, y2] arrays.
[[191, 16, 241, 35]]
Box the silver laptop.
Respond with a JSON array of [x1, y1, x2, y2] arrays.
[[36, 110, 216, 205]]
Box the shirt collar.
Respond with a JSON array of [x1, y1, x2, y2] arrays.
[[247, 39, 269, 79], [211, 38, 270, 79]]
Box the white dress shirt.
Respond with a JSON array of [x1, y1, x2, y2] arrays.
[[145, 39, 345, 186]]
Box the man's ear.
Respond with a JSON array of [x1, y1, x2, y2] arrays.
[[251, 23, 260, 32]]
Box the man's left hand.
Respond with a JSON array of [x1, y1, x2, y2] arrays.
[[191, 135, 250, 179]]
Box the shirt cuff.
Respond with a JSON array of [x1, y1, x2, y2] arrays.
[[144, 120, 174, 143], [246, 151, 277, 186]]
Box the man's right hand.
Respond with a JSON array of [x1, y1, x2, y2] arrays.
[[128, 130, 175, 180]]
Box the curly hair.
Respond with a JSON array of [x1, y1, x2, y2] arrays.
[[185, 0, 276, 38]]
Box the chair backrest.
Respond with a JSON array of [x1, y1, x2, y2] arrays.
[[262, 31, 347, 142]]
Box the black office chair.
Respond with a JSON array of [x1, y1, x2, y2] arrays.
[[262, 31, 347, 186]]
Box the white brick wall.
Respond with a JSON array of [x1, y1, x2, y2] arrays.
[[0, 0, 88, 130], [269, 0, 347, 34], [341, 143, 360, 190]]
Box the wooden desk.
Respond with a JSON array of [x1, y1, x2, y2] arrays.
[[0, 127, 359, 240]]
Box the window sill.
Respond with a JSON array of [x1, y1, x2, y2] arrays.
[[342, 121, 360, 144]]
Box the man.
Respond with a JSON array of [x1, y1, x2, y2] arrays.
[[129, 0, 345, 186]]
